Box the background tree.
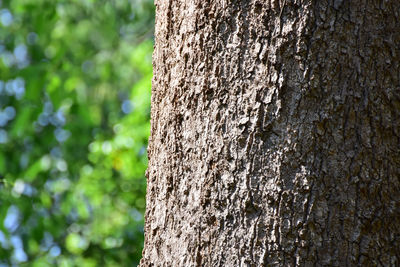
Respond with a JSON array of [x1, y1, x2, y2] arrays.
[[0, 0, 154, 265], [141, 0, 400, 266]]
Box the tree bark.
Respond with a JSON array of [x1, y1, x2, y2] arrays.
[[141, 0, 400, 266]]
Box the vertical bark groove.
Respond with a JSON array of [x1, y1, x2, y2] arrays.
[[141, 0, 400, 266]]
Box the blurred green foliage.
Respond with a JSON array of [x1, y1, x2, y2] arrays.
[[0, 0, 154, 265]]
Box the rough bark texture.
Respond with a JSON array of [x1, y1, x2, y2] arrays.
[[141, 0, 400, 266]]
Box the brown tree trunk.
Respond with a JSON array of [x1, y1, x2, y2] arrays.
[[141, 0, 400, 266]]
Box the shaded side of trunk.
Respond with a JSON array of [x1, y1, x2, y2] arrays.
[[141, 0, 400, 266]]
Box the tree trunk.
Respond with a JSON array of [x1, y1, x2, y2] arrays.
[[141, 0, 400, 266]]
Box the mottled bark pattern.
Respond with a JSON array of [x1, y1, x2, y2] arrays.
[[141, 0, 400, 266]]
